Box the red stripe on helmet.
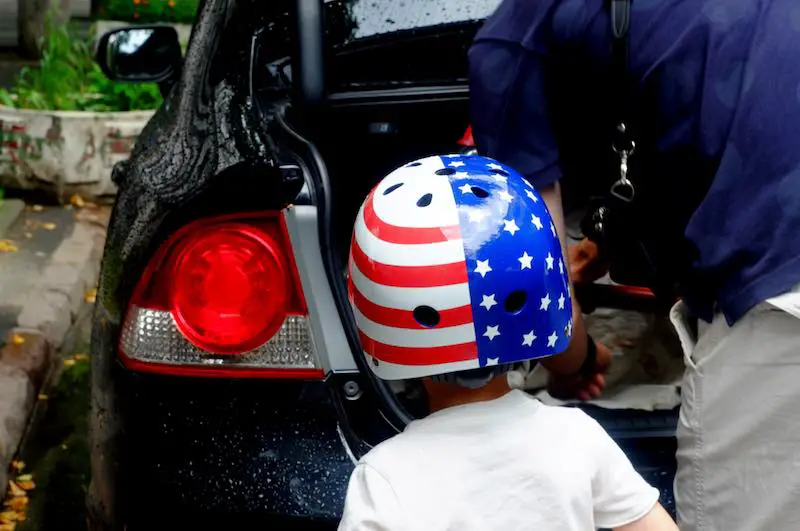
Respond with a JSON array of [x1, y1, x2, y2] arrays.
[[350, 284, 473, 330], [362, 189, 461, 245], [359, 331, 478, 365], [350, 237, 468, 288]]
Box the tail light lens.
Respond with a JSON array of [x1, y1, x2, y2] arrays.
[[119, 212, 324, 379]]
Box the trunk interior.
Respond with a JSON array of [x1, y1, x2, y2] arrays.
[[298, 86, 683, 416], [289, 87, 682, 518]]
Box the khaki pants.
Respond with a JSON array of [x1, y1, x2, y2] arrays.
[[670, 299, 800, 530]]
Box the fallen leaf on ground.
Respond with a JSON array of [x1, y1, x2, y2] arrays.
[[24, 220, 39, 229], [36, 394, 47, 401], [0, 522, 15, 530], [41, 222, 56, 231], [84, 288, 97, 303], [9, 462, 23, 474], [63, 359, 76, 367], [6, 483, 23, 498], [10, 335, 24, 346], [74, 353, 89, 361], [0, 511, 16, 523], [3, 496, 26, 510], [0, 241, 18, 253], [14, 478, 33, 492], [31, 205, 43, 212], [69, 194, 85, 208], [23, 233, 32, 239]]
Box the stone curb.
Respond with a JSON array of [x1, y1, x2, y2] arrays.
[[0, 199, 25, 239], [0, 216, 106, 489]]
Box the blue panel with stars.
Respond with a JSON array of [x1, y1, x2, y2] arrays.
[[440, 154, 573, 367]]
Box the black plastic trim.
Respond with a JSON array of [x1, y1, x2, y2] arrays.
[[327, 85, 469, 106], [273, 111, 412, 431]]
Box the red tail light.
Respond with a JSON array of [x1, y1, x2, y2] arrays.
[[119, 212, 323, 379]]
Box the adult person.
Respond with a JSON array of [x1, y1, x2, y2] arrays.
[[469, 1, 800, 530]]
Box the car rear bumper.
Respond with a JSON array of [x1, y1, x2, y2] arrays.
[[107, 371, 678, 528], [114, 372, 356, 529]]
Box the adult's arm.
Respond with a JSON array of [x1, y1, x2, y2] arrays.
[[469, 40, 592, 376]]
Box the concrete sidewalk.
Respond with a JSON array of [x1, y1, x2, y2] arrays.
[[0, 199, 107, 490]]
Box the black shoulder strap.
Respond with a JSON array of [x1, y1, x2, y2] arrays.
[[609, 0, 633, 153]]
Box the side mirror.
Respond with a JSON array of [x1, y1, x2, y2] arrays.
[[96, 26, 182, 85]]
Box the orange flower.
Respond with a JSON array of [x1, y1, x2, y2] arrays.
[[133, 0, 140, 4], [168, 0, 176, 7], [133, 11, 140, 18]]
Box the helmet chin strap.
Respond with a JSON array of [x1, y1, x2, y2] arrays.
[[431, 364, 515, 389]]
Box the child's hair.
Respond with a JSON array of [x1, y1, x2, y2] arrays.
[[430, 364, 514, 388]]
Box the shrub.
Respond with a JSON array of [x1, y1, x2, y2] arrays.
[[0, 15, 163, 112], [98, 0, 199, 24]]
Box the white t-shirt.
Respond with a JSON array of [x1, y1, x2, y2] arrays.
[[338, 389, 659, 531]]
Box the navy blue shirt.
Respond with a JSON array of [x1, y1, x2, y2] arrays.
[[469, 0, 800, 325]]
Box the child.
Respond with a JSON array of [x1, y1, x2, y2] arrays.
[[340, 154, 677, 530]]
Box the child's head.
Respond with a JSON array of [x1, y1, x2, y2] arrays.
[[347, 154, 572, 403]]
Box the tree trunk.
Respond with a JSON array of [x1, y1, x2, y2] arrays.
[[17, 0, 72, 59]]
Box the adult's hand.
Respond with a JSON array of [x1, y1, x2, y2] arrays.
[[568, 238, 610, 285], [547, 340, 613, 401]]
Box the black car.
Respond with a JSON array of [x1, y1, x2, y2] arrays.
[[89, 1, 678, 528]]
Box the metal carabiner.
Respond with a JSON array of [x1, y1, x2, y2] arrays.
[[610, 130, 636, 203]]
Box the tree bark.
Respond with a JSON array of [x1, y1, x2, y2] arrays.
[[17, 0, 73, 59]]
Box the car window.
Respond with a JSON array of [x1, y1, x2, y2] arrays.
[[325, 0, 501, 91], [331, 0, 501, 43]]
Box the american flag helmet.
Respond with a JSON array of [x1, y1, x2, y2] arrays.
[[347, 154, 573, 381]]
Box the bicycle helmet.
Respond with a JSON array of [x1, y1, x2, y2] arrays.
[[348, 154, 572, 381]]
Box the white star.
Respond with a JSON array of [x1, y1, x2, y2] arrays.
[[558, 292, 566, 310], [480, 294, 497, 311], [550, 222, 557, 236], [483, 325, 500, 341], [540, 293, 552, 311], [493, 174, 508, 183], [486, 357, 499, 366], [522, 330, 537, 347], [487, 163, 504, 170], [498, 189, 514, 203], [545, 252, 555, 271], [474, 259, 492, 278], [468, 209, 487, 223], [449, 161, 465, 167], [565, 320, 573, 337], [518, 251, 533, 270], [558, 259, 564, 274], [547, 331, 559, 348], [531, 214, 543, 230], [459, 183, 473, 195], [503, 219, 520, 235], [523, 178, 534, 189], [525, 189, 539, 202], [454, 172, 470, 179]]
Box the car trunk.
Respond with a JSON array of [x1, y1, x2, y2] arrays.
[[287, 84, 682, 516]]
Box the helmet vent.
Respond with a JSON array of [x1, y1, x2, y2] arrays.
[[471, 186, 489, 198], [416, 193, 433, 207], [383, 183, 404, 195], [413, 306, 441, 328], [491, 168, 510, 177], [435, 168, 456, 176], [406, 162, 422, 167], [504, 290, 527, 314]]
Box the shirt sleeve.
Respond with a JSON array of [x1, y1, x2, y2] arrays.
[[468, 40, 563, 188], [585, 416, 661, 528], [338, 463, 408, 531]]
